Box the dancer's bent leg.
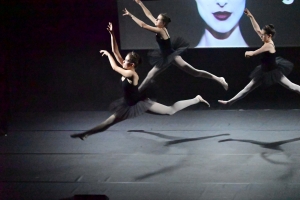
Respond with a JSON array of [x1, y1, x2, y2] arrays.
[[148, 95, 209, 115], [138, 65, 169, 92], [278, 75, 300, 94], [70, 114, 123, 140], [172, 56, 228, 90], [218, 78, 261, 105]]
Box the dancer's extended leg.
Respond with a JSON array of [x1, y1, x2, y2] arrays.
[[172, 56, 228, 90], [218, 78, 261, 105], [278, 75, 300, 94], [148, 95, 209, 115], [138, 65, 169, 92], [70, 114, 123, 140]]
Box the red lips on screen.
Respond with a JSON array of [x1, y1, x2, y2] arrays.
[[213, 12, 232, 21]]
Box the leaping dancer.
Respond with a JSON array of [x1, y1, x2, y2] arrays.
[[70, 22, 209, 140], [218, 8, 298, 106], [123, 0, 228, 92]]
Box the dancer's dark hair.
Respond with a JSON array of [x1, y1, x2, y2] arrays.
[[263, 24, 276, 38], [127, 51, 142, 69], [159, 13, 171, 28]]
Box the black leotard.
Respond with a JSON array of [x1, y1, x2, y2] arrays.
[[109, 77, 154, 119], [250, 51, 293, 87], [148, 34, 189, 69]]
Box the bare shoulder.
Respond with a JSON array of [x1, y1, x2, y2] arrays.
[[266, 42, 276, 52], [262, 42, 273, 49], [158, 28, 170, 39], [133, 72, 139, 85]]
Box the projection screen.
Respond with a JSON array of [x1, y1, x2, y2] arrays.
[[117, 0, 299, 49]]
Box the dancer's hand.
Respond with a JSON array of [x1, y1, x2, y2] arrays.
[[244, 8, 253, 18], [100, 50, 110, 57], [245, 51, 252, 58], [134, 0, 141, 4], [107, 22, 113, 34], [123, 8, 132, 17]]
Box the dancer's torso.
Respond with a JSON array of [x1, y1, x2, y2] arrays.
[[261, 51, 277, 72], [121, 77, 141, 106], [156, 34, 174, 56]]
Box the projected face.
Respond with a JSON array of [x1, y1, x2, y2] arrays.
[[195, 0, 246, 33], [282, 0, 294, 5]]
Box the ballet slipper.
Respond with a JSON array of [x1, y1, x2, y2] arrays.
[[70, 133, 88, 140], [218, 100, 229, 105], [220, 77, 228, 91], [197, 95, 210, 107]]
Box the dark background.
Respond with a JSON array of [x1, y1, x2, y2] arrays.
[[1, 0, 300, 120]]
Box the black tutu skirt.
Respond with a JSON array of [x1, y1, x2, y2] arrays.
[[249, 57, 294, 87], [148, 37, 189, 69], [109, 98, 154, 119]]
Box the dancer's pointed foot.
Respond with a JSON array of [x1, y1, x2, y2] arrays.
[[70, 133, 88, 140], [218, 100, 229, 105], [219, 77, 228, 91], [197, 95, 210, 107]]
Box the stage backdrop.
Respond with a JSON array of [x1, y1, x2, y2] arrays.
[[118, 0, 300, 48]]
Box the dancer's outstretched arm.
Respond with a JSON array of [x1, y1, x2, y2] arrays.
[[244, 8, 262, 38], [100, 50, 135, 78], [244, 9, 275, 58], [123, 8, 163, 35], [245, 43, 274, 58], [133, 0, 156, 24], [107, 22, 123, 65]]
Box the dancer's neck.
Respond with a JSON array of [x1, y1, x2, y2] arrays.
[[196, 25, 248, 48]]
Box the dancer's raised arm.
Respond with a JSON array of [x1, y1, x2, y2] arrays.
[[244, 8, 262, 38], [133, 0, 156, 24], [123, 8, 163, 34], [100, 50, 134, 78], [107, 22, 123, 65]]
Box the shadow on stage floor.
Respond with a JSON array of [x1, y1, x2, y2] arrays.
[[2, 108, 300, 199]]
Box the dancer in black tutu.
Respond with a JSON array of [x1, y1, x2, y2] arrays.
[[71, 22, 209, 140], [123, 0, 228, 92], [218, 8, 299, 105]]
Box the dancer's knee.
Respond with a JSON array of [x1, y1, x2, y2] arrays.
[[244, 84, 254, 92], [167, 107, 177, 115], [105, 115, 117, 124], [288, 84, 300, 92], [194, 71, 206, 78], [147, 68, 161, 79]]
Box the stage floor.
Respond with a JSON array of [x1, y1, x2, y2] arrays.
[[2, 110, 300, 200]]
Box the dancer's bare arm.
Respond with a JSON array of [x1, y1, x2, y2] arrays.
[[107, 22, 123, 65], [100, 50, 134, 78], [123, 8, 163, 34], [244, 8, 262, 38], [134, 0, 156, 24], [245, 43, 274, 57]]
